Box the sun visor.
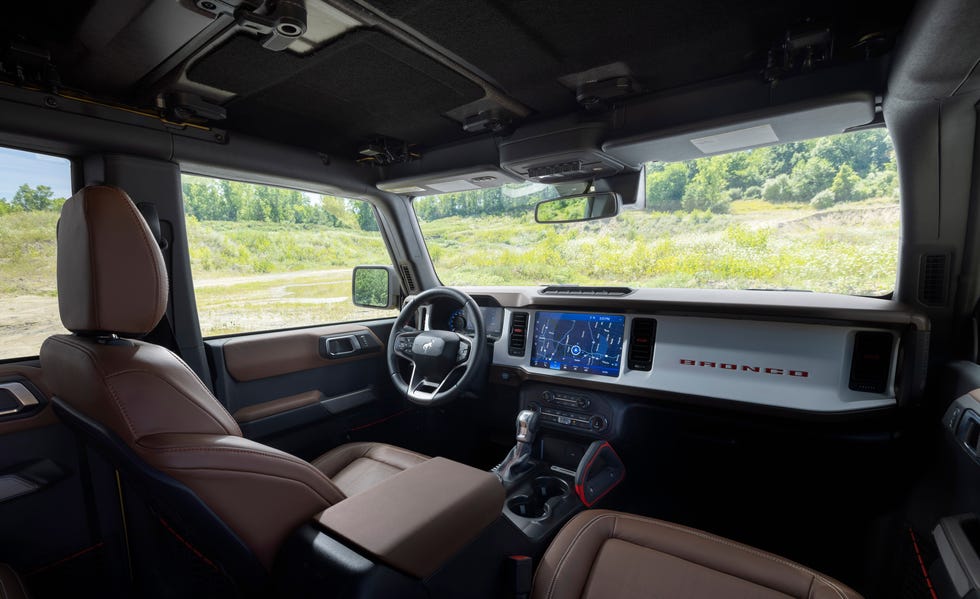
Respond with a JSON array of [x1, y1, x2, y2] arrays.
[[603, 93, 875, 164], [377, 166, 522, 196]]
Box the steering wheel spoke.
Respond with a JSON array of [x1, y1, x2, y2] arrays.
[[392, 330, 420, 360], [455, 334, 473, 365]]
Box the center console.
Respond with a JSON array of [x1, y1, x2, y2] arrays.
[[495, 391, 626, 546]]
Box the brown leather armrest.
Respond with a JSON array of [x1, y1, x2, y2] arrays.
[[232, 390, 324, 423], [315, 456, 504, 579]]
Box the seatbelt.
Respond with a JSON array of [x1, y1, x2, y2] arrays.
[[135, 202, 180, 353], [504, 555, 532, 599]]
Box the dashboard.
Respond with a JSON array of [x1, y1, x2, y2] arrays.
[[450, 287, 929, 417]]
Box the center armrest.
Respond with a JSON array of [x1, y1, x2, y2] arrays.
[[315, 456, 505, 579]]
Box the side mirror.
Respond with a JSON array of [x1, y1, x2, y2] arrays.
[[352, 265, 399, 309], [534, 192, 621, 224]]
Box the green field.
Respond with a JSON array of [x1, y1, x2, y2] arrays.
[[420, 197, 900, 294], [0, 197, 899, 358]]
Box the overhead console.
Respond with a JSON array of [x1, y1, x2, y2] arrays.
[[498, 121, 631, 184], [471, 288, 929, 416]]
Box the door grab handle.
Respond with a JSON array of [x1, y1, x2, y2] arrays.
[[0, 382, 40, 416]]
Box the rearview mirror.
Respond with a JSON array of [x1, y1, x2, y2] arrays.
[[534, 192, 621, 224], [352, 265, 399, 309]]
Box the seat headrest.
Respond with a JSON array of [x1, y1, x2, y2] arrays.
[[57, 186, 168, 336]]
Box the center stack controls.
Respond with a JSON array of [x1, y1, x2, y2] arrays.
[[530, 389, 608, 434]]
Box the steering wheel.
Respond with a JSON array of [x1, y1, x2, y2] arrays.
[[387, 287, 486, 406]]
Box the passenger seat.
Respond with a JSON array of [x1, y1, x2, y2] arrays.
[[0, 565, 30, 599], [533, 510, 861, 599]]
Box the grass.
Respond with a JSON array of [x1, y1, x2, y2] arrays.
[[0, 196, 900, 356], [419, 197, 900, 295]]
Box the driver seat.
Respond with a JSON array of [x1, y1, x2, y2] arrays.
[[40, 186, 428, 572]]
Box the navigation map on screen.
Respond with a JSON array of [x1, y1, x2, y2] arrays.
[[530, 312, 625, 377]]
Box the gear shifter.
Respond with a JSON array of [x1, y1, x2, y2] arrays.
[[494, 409, 540, 489]]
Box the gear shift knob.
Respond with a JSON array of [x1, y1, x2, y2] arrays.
[[515, 409, 539, 444], [494, 409, 541, 489]]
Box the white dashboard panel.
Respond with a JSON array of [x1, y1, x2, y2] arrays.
[[493, 309, 899, 413]]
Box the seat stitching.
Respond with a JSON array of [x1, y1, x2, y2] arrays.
[[166, 465, 343, 505], [46, 336, 138, 437], [145, 445, 345, 499], [371, 444, 428, 460], [163, 347, 239, 429], [544, 513, 617, 599], [607, 514, 848, 599], [362, 452, 426, 471], [599, 536, 810, 598], [107, 368, 236, 434], [311, 443, 372, 474]]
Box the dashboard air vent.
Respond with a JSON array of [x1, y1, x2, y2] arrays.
[[399, 263, 418, 293], [848, 331, 893, 393], [919, 253, 948, 306], [541, 286, 633, 296], [509, 312, 529, 357], [627, 318, 657, 371]]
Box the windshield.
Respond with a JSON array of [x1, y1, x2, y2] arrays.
[[414, 129, 899, 295]]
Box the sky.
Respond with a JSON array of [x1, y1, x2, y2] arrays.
[[0, 147, 73, 202]]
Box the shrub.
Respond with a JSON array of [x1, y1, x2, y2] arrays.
[[743, 185, 763, 199], [858, 169, 899, 200], [810, 189, 835, 209], [762, 174, 797, 203], [708, 197, 731, 214]]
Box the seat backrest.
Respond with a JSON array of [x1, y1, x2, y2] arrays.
[[40, 186, 345, 572]]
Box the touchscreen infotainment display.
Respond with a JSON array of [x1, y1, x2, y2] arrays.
[[530, 312, 626, 377]]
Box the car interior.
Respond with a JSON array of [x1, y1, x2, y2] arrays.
[[0, 0, 979, 598]]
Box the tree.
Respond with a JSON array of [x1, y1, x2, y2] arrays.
[[646, 162, 688, 211], [813, 129, 893, 177], [790, 156, 835, 202], [830, 164, 862, 203], [355, 201, 378, 231], [13, 184, 55, 210], [682, 157, 730, 213]]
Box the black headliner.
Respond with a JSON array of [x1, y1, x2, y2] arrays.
[[0, 0, 917, 157]]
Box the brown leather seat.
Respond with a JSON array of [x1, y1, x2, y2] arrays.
[[312, 441, 429, 497], [40, 185, 429, 569], [534, 510, 862, 599], [0, 565, 30, 599]]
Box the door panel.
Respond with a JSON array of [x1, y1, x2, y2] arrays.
[[0, 363, 98, 595], [904, 361, 980, 599], [204, 319, 412, 460]]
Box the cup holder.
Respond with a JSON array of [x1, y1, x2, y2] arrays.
[[507, 494, 545, 519], [506, 476, 570, 520], [531, 476, 568, 499]]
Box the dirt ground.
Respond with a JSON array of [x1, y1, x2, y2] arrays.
[[0, 294, 66, 359]]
